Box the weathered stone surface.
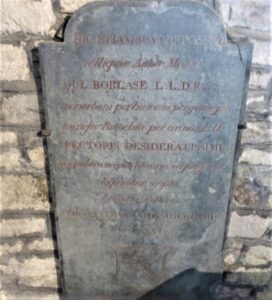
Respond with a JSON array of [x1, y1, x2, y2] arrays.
[[220, 0, 271, 32], [241, 122, 272, 145], [0, 148, 21, 171], [0, 292, 60, 300], [268, 194, 272, 208], [236, 164, 272, 189], [249, 69, 271, 89], [60, 0, 98, 13], [1, 218, 47, 237], [228, 212, 271, 239], [239, 149, 272, 165], [246, 95, 271, 115], [0, 131, 17, 146], [1, 0, 270, 297], [225, 266, 272, 286], [213, 283, 254, 300], [39, 1, 252, 298], [227, 27, 271, 42], [224, 251, 241, 266], [1, 0, 56, 36], [0, 44, 30, 81], [252, 41, 272, 66], [27, 147, 45, 170], [256, 286, 272, 300], [233, 178, 271, 209], [0, 94, 41, 126], [0, 257, 58, 288], [28, 238, 54, 252], [243, 245, 272, 266], [223, 240, 243, 267], [16, 128, 44, 148], [1, 175, 49, 211], [0, 241, 24, 256], [0, 147, 46, 173]]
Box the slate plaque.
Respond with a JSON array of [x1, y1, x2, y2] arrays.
[[39, 1, 252, 299]]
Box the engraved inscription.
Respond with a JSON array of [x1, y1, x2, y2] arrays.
[[39, 1, 252, 298]]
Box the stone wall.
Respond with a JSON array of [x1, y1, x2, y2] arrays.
[[0, 1, 271, 299]]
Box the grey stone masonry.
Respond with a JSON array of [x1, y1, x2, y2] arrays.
[[0, 1, 271, 299]]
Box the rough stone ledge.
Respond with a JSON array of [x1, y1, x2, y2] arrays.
[[0, 130, 17, 146], [225, 238, 272, 250], [1, 251, 57, 261], [0, 32, 55, 44], [246, 106, 271, 120], [251, 64, 272, 72], [230, 206, 272, 217], [0, 81, 41, 94], [239, 144, 272, 152], [0, 89, 41, 97], [0, 124, 42, 131], [0, 234, 58, 244], [0, 234, 50, 242], [0, 291, 60, 300], [224, 263, 272, 274], [0, 131, 44, 150], [235, 163, 272, 189], [227, 238, 272, 249], [1, 174, 50, 212], [0, 44, 30, 82], [0, 237, 56, 252], [226, 39, 272, 66], [0, 146, 46, 172], [232, 200, 272, 213], [0, 239, 56, 259], [1, 217, 48, 239], [232, 176, 271, 210], [240, 141, 272, 149], [247, 89, 271, 98], [239, 147, 272, 165], [249, 84, 271, 92], [0, 127, 43, 150], [1, 93, 43, 127], [2, 280, 60, 294], [246, 112, 271, 123], [0, 143, 44, 151], [0, 211, 52, 218], [0, 123, 42, 131], [0, 170, 46, 176], [224, 243, 272, 270], [213, 282, 256, 300], [224, 267, 272, 286], [0, 276, 60, 298], [1, 0, 57, 36], [249, 68, 272, 90], [227, 212, 271, 240], [27, 238, 56, 254], [248, 87, 271, 95], [0, 214, 50, 222], [242, 245, 272, 267], [227, 27, 271, 42]]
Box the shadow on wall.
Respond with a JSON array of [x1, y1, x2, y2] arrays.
[[58, 268, 264, 300], [137, 268, 221, 300], [31, 46, 64, 295]]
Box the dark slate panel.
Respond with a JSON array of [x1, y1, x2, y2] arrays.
[[39, 1, 252, 299]]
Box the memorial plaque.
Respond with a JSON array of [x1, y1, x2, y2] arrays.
[[39, 1, 252, 299]]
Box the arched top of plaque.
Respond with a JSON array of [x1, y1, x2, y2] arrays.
[[63, 0, 227, 49]]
